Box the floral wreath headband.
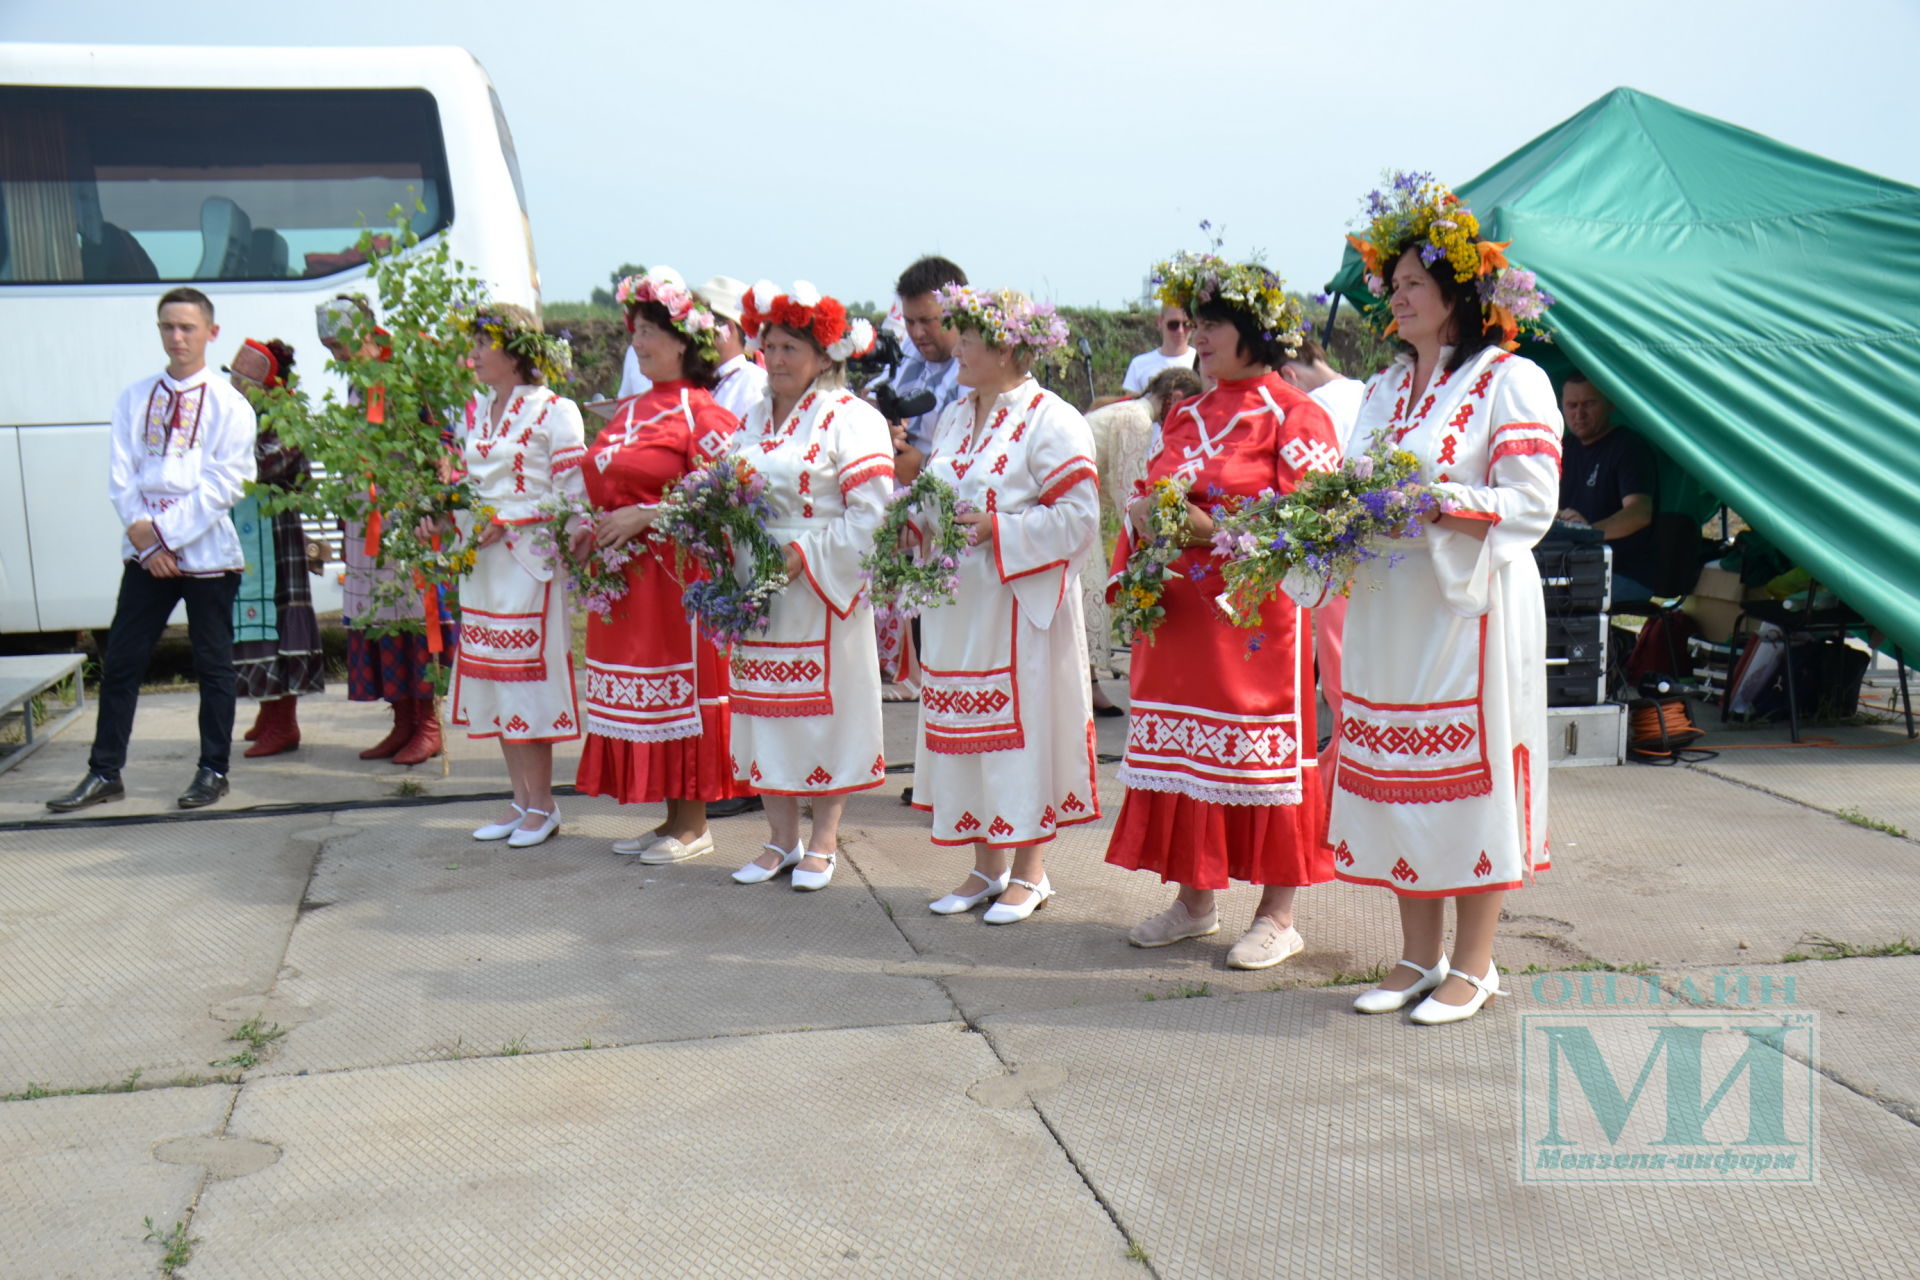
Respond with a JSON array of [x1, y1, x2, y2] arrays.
[[740, 280, 876, 363], [1347, 170, 1555, 348], [466, 311, 573, 383], [615, 268, 720, 364], [935, 284, 1071, 363], [1150, 249, 1305, 359]]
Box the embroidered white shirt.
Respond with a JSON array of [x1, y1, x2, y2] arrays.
[[108, 366, 257, 575]]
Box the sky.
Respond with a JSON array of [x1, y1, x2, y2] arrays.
[[6, 0, 1918, 309]]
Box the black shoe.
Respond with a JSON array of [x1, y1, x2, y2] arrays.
[[177, 767, 230, 810], [46, 772, 125, 813], [1092, 702, 1127, 718], [705, 795, 765, 819]]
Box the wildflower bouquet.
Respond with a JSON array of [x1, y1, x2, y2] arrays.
[[1210, 446, 1444, 627], [1112, 476, 1193, 646], [526, 493, 636, 623], [861, 473, 974, 613], [650, 457, 790, 645]]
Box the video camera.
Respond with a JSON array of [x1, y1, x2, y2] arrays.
[[848, 328, 935, 424]]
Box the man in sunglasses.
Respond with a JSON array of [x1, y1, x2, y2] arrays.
[[1121, 303, 1199, 395]]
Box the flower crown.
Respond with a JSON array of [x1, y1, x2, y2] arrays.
[[1347, 170, 1556, 348], [935, 284, 1071, 363], [615, 268, 720, 364], [467, 309, 573, 383], [740, 280, 876, 363], [1150, 249, 1305, 358]]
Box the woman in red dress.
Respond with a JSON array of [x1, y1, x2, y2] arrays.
[[574, 269, 746, 863], [1104, 254, 1341, 970]]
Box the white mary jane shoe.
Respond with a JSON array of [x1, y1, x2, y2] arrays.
[[982, 875, 1053, 925], [732, 842, 802, 885], [1352, 953, 1451, 1015], [506, 806, 561, 849], [790, 849, 837, 892], [473, 803, 526, 841], [1409, 959, 1505, 1026], [639, 830, 714, 865], [929, 867, 1011, 915]]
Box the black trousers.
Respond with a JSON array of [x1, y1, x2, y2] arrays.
[[88, 563, 241, 778]]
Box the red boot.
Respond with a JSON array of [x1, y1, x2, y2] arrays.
[[242, 701, 270, 741], [393, 698, 443, 766], [360, 698, 415, 760], [245, 697, 301, 758]]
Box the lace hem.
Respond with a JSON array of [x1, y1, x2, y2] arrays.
[[585, 717, 703, 744], [733, 696, 833, 719], [1118, 766, 1303, 807]]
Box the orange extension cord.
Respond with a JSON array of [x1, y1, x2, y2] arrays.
[[1632, 690, 1918, 756]]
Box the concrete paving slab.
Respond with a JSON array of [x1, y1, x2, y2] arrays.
[[1685, 721, 1920, 837], [190, 1024, 1143, 1279], [1526, 765, 1920, 970], [0, 817, 313, 1092], [1669, 956, 1920, 1119], [261, 803, 955, 1076], [0, 1084, 235, 1280], [985, 987, 1920, 1280]]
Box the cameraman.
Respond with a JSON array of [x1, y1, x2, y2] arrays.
[[872, 256, 968, 482]]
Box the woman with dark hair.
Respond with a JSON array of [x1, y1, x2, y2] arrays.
[[1332, 172, 1562, 1024], [449, 303, 587, 848], [1104, 253, 1341, 971], [573, 269, 748, 862], [227, 338, 325, 756], [724, 281, 893, 891]]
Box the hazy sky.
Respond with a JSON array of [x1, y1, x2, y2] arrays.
[[7, 0, 1917, 308]]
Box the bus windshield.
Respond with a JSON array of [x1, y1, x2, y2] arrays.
[[0, 86, 453, 285]]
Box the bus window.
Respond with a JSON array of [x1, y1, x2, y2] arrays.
[[0, 87, 454, 285]]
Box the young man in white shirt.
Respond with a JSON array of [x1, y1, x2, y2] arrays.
[[692, 274, 769, 422], [48, 287, 258, 812], [1121, 304, 1199, 394]]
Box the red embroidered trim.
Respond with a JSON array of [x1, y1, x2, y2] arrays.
[[458, 659, 547, 683], [732, 695, 834, 718], [925, 730, 1027, 755], [1336, 771, 1493, 804], [1037, 460, 1098, 507], [838, 459, 894, 494], [1486, 438, 1561, 480]]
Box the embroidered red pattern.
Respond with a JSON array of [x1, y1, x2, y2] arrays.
[[955, 812, 980, 833], [988, 816, 1014, 838], [552, 711, 574, 731], [1061, 792, 1086, 814], [750, 763, 763, 782], [1341, 717, 1478, 756], [1437, 436, 1459, 466], [1334, 840, 1354, 867], [463, 624, 539, 651], [805, 765, 834, 786], [732, 657, 824, 684], [1473, 851, 1493, 878], [921, 687, 1012, 717], [1040, 806, 1056, 828], [990, 454, 1008, 475], [1390, 857, 1419, 884], [870, 754, 886, 775], [505, 714, 531, 733]]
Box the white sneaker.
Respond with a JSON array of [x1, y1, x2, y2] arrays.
[[1225, 919, 1304, 970], [612, 831, 665, 856], [472, 803, 526, 841], [638, 831, 714, 865], [929, 867, 1010, 915]]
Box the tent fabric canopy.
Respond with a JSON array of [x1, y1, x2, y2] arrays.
[[1327, 87, 1920, 657]]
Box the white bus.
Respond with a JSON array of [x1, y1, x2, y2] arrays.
[[0, 43, 540, 634]]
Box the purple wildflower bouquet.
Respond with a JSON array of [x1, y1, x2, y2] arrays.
[[1211, 444, 1444, 633], [860, 472, 974, 613], [527, 493, 636, 623], [649, 457, 790, 645], [1112, 476, 1193, 646]]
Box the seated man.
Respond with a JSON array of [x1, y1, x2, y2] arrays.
[[1557, 371, 1659, 599]]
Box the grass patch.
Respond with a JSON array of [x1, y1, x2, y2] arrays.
[[500, 1033, 529, 1056], [1519, 959, 1656, 976], [1125, 1240, 1151, 1264], [3, 1068, 143, 1103], [1141, 981, 1212, 1001], [1782, 934, 1917, 963], [1835, 806, 1908, 838], [1311, 963, 1390, 988], [392, 777, 427, 799], [143, 1216, 198, 1277], [210, 1017, 288, 1070]]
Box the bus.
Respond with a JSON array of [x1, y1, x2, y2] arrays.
[[0, 43, 540, 634]]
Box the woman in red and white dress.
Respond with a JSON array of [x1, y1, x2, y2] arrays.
[[1105, 257, 1340, 969], [909, 286, 1101, 924], [450, 306, 586, 848], [725, 282, 894, 891], [1332, 175, 1563, 1025], [573, 269, 746, 863]]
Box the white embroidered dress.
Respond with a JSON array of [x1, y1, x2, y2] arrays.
[[910, 382, 1103, 848], [449, 385, 588, 742], [726, 383, 895, 795], [1329, 347, 1564, 896]]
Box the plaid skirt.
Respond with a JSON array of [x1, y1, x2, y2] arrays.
[[235, 509, 327, 700]]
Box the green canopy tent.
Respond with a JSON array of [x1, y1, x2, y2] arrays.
[[1325, 87, 1920, 657]]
